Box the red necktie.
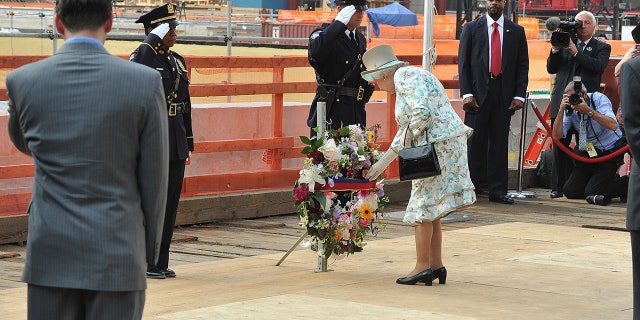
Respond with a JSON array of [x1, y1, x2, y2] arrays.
[[491, 22, 501, 77]]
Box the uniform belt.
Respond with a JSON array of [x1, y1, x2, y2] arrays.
[[168, 102, 186, 117], [336, 86, 365, 101]]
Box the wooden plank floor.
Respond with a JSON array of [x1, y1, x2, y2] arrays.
[[0, 188, 631, 319]]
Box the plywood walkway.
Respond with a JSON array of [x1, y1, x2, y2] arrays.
[[0, 188, 633, 319]]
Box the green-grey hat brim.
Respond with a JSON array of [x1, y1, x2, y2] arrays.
[[361, 61, 408, 82]]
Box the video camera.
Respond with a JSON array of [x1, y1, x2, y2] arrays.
[[545, 16, 583, 47]]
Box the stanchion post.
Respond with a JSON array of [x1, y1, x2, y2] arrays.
[[508, 92, 536, 199]]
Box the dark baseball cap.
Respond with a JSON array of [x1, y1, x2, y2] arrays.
[[334, 0, 369, 10], [135, 4, 179, 29]]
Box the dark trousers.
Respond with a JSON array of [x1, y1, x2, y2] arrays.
[[464, 78, 511, 196], [550, 118, 576, 193], [562, 155, 627, 199], [151, 159, 186, 270], [28, 284, 145, 320], [632, 231, 640, 320]]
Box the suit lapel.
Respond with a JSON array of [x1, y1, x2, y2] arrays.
[[584, 39, 597, 56], [501, 19, 513, 71], [478, 18, 489, 72]]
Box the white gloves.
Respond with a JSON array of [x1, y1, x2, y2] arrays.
[[150, 23, 170, 38], [335, 5, 356, 26], [365, 149, 397, 181]]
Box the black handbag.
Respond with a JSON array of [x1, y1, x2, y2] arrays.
[[398, 128, 441, 181]]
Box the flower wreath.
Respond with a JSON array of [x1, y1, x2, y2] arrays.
[[293, 124, 390, 258]]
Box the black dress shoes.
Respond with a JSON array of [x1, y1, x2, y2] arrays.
[[396, 268, 433, 286], [146, 268, 166, 279], [432, 266, 447, 284], [162, 268, 176, 278], [489, 194, 514, 204], [550, 191, 563, 198]]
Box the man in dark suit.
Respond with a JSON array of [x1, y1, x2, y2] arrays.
[[546, 11, 611, 199], [621, 54, 640, 320], [131, 3, 194, 279], [6, 0, 168, 318], [307, 0, 374, 135], [458, 0, 529, 204]]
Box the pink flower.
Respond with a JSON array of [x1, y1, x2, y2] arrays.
[[358, 218, 371, 228], [294, 184, 310, 202]]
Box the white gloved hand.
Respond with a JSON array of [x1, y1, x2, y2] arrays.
[[335, 5, 357, 26], [365, 149, 397, 181], [150, 23, 170, 38]]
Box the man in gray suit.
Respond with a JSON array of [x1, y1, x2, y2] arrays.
[[6, 0, 168, 318], [622, 56, 640, 320]]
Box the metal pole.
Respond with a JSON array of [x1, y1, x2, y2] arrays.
[[423, 0, 433, 71], [226, 1, 232, 57], [508, 92, 536, 199], [226, 1, 232, 102], [275, 231, 307, 266], [276, 101, 328, 271]]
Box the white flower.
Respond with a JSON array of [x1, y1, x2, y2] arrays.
[[298, 166, 325, 192], [318, 138, 341, 162], [356, 193, 378, 212]]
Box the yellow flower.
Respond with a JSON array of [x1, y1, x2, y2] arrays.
[[359, 204, 373, 220], [367, 131, 374, 143], [334, 232, 341, 242]]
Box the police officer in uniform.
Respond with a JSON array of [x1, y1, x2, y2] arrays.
[[307, 0, 374, 135], [131, 3, 194, 279]]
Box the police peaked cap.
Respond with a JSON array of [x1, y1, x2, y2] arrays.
[[135, 3, 179, 29], [334, 0, 368, 10]]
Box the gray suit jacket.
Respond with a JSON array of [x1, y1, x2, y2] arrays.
[[6, 41, 168, 291], [621, 58, 640, 231]]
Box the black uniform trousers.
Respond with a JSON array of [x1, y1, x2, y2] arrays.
[[464, 77, 511, 196], [153, 159, 186, 270]]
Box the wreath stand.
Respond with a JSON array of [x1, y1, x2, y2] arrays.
[[275, 101, 330, 272]]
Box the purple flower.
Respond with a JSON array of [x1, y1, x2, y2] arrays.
[[332, 207, 341, 219]]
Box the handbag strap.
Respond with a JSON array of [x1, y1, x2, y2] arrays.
[[402, 121, 429, 148]]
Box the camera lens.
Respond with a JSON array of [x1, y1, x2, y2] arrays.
[[569, 93, 582, 105]]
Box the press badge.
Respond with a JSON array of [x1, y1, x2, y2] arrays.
[[586, 142, 598, 157]]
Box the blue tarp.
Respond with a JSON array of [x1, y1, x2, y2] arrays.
[[365, 2, 418, 37]]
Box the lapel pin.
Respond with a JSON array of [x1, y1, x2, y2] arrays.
[[586, 47, 593, 52]]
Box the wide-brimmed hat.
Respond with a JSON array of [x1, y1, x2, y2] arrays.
[[135, 4, 180, 29], [361, 45, 408, 82]]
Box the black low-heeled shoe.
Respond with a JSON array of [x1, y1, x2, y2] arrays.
[[432, 266, 447, 284], [396, 268, 433, 286]]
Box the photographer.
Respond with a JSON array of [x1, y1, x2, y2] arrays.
[[546, 11, 611, 199], [551, 81, 628, 205]]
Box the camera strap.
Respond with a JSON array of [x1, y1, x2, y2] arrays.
[[586, 93, 621, 151]]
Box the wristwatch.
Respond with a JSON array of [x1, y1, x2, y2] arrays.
[[587, 110, 595, 117]]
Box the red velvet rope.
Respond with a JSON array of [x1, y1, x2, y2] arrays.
[[530, 104, 629, 164]]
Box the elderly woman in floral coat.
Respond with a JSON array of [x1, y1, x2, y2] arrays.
[[363, 45, 476, 286]]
